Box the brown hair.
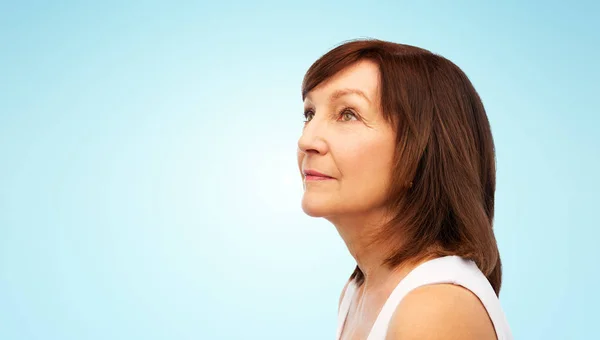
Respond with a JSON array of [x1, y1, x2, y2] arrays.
[[302, 39, 502, 295]]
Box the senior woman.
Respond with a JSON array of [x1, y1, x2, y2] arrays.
[[297, 39, 512, 340]]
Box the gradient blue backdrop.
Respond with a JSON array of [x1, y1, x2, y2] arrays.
[[1, 1, 598, 339]]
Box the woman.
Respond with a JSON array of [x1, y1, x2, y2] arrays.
[[297, 39, 512, 340]]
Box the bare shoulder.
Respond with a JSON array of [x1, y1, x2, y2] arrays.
[[385, 284, 497, 340]]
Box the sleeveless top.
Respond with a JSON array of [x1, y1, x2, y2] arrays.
[[336, 256, 513, 340]]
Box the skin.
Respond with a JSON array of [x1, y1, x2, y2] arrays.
[[297, 60, 497, 339]]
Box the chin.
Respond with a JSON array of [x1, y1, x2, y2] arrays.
[[300, 194, 337, 217], [301, 200, 328, 217]]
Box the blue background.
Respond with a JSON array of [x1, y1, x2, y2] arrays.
[[1, 1, 598, 339]]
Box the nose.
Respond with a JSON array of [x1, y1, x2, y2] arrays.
[[297, 119, 328, 155]]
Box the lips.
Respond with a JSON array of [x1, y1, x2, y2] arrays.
[[303, 169, 334, 181]]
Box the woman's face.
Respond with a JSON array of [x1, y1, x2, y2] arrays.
[[297, 60, 397, 218]]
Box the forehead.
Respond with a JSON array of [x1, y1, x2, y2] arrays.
[[305, 60, 380, 104]]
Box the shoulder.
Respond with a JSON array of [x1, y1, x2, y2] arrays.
[[338, 278, 352, 311], [385, 284, 496, 340]]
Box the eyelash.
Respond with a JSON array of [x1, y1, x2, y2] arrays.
[[303, 107, 358, 123], [303, 109, 314, 123]]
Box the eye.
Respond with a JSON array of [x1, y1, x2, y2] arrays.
[[303, 109, 315, 123], [339, 108, 358, 122]]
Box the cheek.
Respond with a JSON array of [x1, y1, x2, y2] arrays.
[[337, 138, 395, 193], [343, 138, 393, 171]]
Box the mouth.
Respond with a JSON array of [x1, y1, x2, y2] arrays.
[[303, 169, 335, 181]]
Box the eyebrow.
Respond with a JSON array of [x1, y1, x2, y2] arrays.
[[329, 88, 372, 105]]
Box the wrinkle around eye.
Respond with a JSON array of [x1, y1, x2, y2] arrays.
[[339, 109, 359, 122]]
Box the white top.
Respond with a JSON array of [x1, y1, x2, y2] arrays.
[[336, 256, 513, 340]]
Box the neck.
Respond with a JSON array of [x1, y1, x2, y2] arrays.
[[328, 209, 435, 291], [328, 209, 399, 288]]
